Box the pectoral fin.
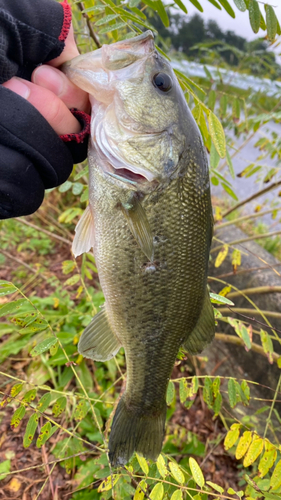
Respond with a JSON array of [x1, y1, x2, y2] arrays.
[[121, 196, 154, 261], [72, 205, 95, 258], [78, 306, 122, 361], [182, 289, 215, 355]]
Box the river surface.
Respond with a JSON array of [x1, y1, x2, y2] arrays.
[[172, 59, 281, 230]]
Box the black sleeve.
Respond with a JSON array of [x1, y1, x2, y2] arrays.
[[0, 0, 70, 83]]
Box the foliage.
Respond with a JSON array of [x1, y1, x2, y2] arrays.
[[1, 0, 281, 499]]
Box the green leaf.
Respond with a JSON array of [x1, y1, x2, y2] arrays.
[[10, 383, 24, 398], [270, 459, 281, 490], [0, 459, 11, 481], [188, 0, 203, 13], [156, 454, 168, 479], [210, 142, 221, 170], [98, 22, 128, 34], [228, 378, 237, 408], [179, 378, 189, 404], [136, 453, 149, 475], [30, 337, 58, 357], [154, 0, 169, 27], [170, 490, 183, 500], [23, 413, 39, 448], [166, 380, 175, 406], [95, 14, 119, 26], [52, 396, 67, 417], [0, 284, 17, 296], [150, 482, 164, 500], [213, 392, 222, 416], [134, 480, 147, 500], [224, 423, 241, 450], [206, 481, 224, 494], [189, 457, 205, 487], [222, 183, 238, 201], [11, 405, 26, 428], [203, 377, 213, 408], [0, 299, 26, 317], [260, 329, 274, 364], [37, 393, 52, 413], [59, 180, 72, 193], [207, 0, 222, 8], [225, 149, 235, 178], [235, 431, 252, 460], [62, 260, 76, 275], [64, 274, 81, 287], [217, 0, 235, 17], [249, 0, 260, 33], [36, 422, 57, 448], [22, 389, 37, 404], [210, 293, 234, 306], [243, 435, 264, 467], [169, 461, 185, 484], [265, 5, 277, 41], [74, 399, 89, 421], [208, 90, 216, 111], [233, 0, 246, 11], [173, 0, 187, 14], [208, 111, 226, 158]]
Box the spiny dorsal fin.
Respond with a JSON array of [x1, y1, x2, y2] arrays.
[[182, 289, 215, 355], [72, 205, 95, 258], [121, 196, 154, 261], [78, 306, 122, 361]]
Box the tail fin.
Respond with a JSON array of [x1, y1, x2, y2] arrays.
[[108, 395, 166, 467]]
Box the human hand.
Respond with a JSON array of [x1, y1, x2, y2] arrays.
[[2, 25, 90, 135]]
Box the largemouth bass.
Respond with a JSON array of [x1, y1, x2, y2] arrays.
[[63, 31, 215, 466]]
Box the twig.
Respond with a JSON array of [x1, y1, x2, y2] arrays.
[[15, 217, 72, 246], [226, 286, 281, 299], [215, 207, 281, 230], [221, 180, 281, 219], [226, 306, 281, 335], [211, 229, 281, 253], [217, 307, 281, 319], [0, 248, 42, 276], [215, 333, 280, 363], [76, 2, 101, 48], [210, 263, 281, 280]]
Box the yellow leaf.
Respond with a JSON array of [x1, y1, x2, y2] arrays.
[[258, 441, 277, 478], [98, 474, 120, 492], [171, 490, 183, 500], [133, 480, 147, 500], [235, 431, 252, 460], [270, 459, 281, 490], [219, 286, 231, 297], [224, 423, 241, 450], [215, 245, 228, 268], [136, 453, 149, 475], [156, 454, 168, 478], [232, 249, 241, 272], [8, 478, 21, 493], [150, 482, 164, 500], [208, 111, 226, 158], [215, 206, 222, 222], [189, 457, 205, 487], [243, 435, 264, 467], [169, 461, 185, 484]]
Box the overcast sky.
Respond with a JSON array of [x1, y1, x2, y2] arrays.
[[182, 0, 281, 42]]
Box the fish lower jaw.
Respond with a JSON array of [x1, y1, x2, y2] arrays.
[[105, 164, 159, 192]]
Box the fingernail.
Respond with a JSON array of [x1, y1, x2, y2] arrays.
[[3, 78, 30, 99], [32, 66, 64, 96]]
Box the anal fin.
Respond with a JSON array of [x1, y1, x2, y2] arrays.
[[78, 306, 122, 361], [182, 289, 215, 355], [72, 204, 95, 258], [121, 196, 154, 261]]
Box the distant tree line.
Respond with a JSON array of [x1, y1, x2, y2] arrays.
[[150, 12, 281, 79]]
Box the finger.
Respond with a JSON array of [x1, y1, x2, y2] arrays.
[[49, 24, 80, 67], [32, 65, 90, 113], [3, 77, 81, 136]]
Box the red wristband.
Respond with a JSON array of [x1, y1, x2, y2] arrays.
[[59, 0, 72, 42], [60, 109, 91, 144]]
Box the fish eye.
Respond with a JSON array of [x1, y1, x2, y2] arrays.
[[152, 73, 172, 92]]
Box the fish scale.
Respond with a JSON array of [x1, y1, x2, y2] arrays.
[[63, 30, 215, 466]]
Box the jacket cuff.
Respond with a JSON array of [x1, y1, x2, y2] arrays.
[[59, 0, 72, 42], [60, 109, 91, 144]]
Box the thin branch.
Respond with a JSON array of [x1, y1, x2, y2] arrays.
[[215, 207, 281, 230], [76, 2, 101, 48], [215, 333, 280, 363], [211, 229, 281, 253], [210, 263, 281, 280], [221, 180, 281, 219], [217, 307, 281, 320], [15, 218, 72, 246], [226, 286, 281, 299], [0, 248, 43, 276]]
